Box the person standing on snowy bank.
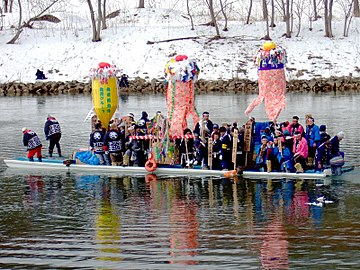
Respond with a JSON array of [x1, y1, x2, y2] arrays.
[[44, 114, 62, 157], [22, 127, 42, 162]]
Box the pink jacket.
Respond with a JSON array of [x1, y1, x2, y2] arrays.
[[293, 137, 308, 158], [287, 124, 304, 136]]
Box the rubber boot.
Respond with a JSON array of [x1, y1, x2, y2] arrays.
[[28, 157, 34, 162], [266, 160, 272, 172], [123, 154, 129, 166], [58, 152, 62, 158], [48, 150, 53, 157], [307, 157, 314, 167], [38, 156, 42, 162], [295, 163, 304, 173]]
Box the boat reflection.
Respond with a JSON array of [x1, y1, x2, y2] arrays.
[[71, 174, 339, 267]]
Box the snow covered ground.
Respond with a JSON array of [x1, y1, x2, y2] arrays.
[[1, 6, 360, 84]]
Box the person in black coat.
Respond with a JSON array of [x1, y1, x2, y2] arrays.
[[44, 115, 62, 157], [22, 127, 42, 162]]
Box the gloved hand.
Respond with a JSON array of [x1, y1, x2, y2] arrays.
[[105, 151, 109, 155], [219, 155, 223, 160]]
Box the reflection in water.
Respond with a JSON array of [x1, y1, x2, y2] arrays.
[[1, 172, 357, 269], [76, 175, 122, 262], [260, 219, 289, 269], [169, 196, 199, 265]]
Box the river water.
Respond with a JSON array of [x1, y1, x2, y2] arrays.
[[0, 93, 360, 269]]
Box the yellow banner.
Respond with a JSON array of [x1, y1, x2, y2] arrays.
[[92, 77, 118, 129]]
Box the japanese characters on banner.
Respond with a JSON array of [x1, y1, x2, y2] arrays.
[[245, 42, 287, 121], [90, 62, 121, 129], [165, 55, 200, 136]]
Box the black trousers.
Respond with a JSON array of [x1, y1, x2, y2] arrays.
[[49, 134, 61, 155]]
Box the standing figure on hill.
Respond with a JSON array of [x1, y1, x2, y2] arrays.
[[22, 127, 42, 162], [118, 74, 129, 88], [44, 114, 62, 157], [35, 69, 47, 80]]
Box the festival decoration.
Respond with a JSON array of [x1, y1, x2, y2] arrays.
[[89, 62, 121, 129], [164, 55, 200, 136], [245, 42, 287, 121]]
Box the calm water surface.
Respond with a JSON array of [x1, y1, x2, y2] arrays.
[[0, 93, 360, 269]]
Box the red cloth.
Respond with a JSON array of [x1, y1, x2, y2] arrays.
[[27, 146, 42, 158], [245, 68, 286, 121], [166, 81, 199, 136]]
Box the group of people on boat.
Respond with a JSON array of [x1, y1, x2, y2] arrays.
[[86, 111, 345, 174]]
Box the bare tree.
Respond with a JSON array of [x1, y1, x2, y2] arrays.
[[340, 0, 354, 36], [219, 0, 228, 31], [262, 0, 271, 39], [312, 0, 318, 20], [354, 0, 360, 16], [293, 0, 308, 36], [246, 0, 253, 24], [86, 0, 102, 42], [270, 0, 276, 27], [186, 0, 195, 30], [324, 0, 334, 37], [7, 0, 61, 44], [206, 0, 221, 38], [138, 0, 145, 8], [284, 0, 291, 37], [101, 0, 107, 29]]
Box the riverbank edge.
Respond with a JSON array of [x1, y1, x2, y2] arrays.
[[0, 76, 359, 96]]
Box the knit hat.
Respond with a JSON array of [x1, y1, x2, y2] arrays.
[[319, 125, 326, 132], [337, 131, 345, 139]]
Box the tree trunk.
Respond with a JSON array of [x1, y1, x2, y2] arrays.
[[87, 0, 100, 42], [102, 0, 107, 30], [246, 0, 253, 24], [96, 0, 102, 41], [324, 0, 334, 37], [7, 0, 60, 44], [354, 0, 360, 17], [7, 0, 22, 44], [285, 0, 291, 37], [313, 0, 318, 20], [262, 0, 271, 39], [220, 0, 228, 31], [270, 0, 276, 27], [186, 0, 195, 30], [9, 0, 14, 12], [208, 0, 221, 38], [139, 0, 145, 8]]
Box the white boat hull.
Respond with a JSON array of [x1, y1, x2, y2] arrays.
[[4, 159, 330, 179]]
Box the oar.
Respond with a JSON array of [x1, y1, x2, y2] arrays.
[[343, 163, 360, 169]]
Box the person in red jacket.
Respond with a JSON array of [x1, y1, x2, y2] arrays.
[[22, 127, 42, 162]]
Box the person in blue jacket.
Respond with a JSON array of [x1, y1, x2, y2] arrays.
[[305, 117, 320, 167]]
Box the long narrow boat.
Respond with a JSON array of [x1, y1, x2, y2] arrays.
[[3, 157, 337, 179]]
